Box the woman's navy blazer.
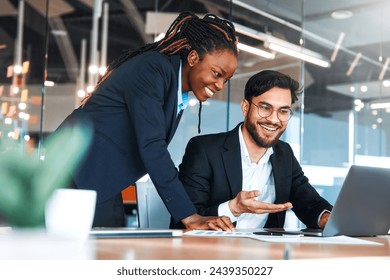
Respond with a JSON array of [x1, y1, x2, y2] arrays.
[[57, 51, 196, 223]]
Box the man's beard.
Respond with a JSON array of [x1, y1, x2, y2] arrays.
[[245, 118, 285, 148]]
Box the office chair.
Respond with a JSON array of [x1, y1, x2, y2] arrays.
[[135, 179, 170, 229]]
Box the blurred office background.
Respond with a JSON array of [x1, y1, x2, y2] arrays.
[[1, 0, 390, 227]]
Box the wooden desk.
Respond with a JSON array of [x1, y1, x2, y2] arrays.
[[0, 229, 389, 260], [92, 235, 390, 260], [1, 234, 389, 280]]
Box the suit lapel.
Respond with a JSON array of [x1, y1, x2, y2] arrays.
[[166, 54, 182, 143], [270, 147, 286, 204], [222, 124, 243, 197], [268, 145, 286, 227]]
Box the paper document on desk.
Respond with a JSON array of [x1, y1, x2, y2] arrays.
[[185, 230, 382, 246], [185, 230, 254, 238], [250, 234, 382, 245]]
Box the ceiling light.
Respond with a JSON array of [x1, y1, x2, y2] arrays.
[[237, 42, 275, 59], [4, 118, 12, 125], [18, 103, 27, 110], [13, 65, 22, 74], [87, 85, 94, 93], [383, 80, 390, 87], [354, 99, 364, 111], [378, 57, 390, 81], [346, 53, 362, 76], [44, 80, 55, 87], [268, 43, 330, 68], [154, 33, 165, 42], [77, 89, 86, 98], [99, 66, 107, 76], [331, 10, 353, 20], [12, 86, 19, 94], [370, 102, 390, 109], [360, 85, 368, 92], [88, 65, 98, 74], [330, 32, 345, 62], [51, 30, 67, 36], [234, 22, 330, 68]]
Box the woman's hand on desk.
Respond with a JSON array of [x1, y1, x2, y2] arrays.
[[181, 213, 235, 232], [228, 190, 292, 217]]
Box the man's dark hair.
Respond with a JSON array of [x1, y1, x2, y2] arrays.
[[244, 70, 301, 104]]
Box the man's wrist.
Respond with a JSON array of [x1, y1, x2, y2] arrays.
[[219, 201, 237, 222], [228, 200, 240, 217], [318, 210, 331, 228]]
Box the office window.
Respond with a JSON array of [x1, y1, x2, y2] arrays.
[[1, 0, 390, 219]]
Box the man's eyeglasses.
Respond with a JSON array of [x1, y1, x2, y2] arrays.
[[251, 102, 293, 122]]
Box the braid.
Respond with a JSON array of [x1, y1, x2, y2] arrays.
[[160, 38, 189, 54], [173, 12, 239, 60], [158, 14, 193, 46], [93, 11, 238, 92]]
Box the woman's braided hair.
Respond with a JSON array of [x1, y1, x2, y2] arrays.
[[97, 11, 238, 87]]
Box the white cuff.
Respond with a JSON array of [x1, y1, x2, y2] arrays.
[[317, 209, 331, 227], [218, 201, 237, 223]]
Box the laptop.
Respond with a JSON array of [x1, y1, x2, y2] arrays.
[[90, 228, 183, 239], [255, 165, 390, 237]]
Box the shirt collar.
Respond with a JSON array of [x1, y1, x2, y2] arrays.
[[238, 124, 273, 165], [177, 60, 188, 113]]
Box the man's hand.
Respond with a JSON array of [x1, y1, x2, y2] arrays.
[[228, 190, 292, 217], [319, 211, 331, 228], [181, 213, 235, 232]]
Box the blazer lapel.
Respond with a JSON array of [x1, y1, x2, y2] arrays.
[[270, 148, 287, 204], [166, 54, 182, 143], [268, 144, 288, 227], [222, 124, 243, 197]]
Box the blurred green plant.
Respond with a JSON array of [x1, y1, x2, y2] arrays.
[[0, 124, 92, 228]]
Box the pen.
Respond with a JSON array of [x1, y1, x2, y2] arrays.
[[253, 231, 303, 237], [253, 231, 284, 236]]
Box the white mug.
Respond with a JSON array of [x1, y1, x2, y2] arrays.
[[45, 188, 96, 242]]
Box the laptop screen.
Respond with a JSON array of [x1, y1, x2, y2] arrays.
[[322, 165, 390, 237]]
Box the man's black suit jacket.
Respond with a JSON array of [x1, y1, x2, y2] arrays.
[[172, 123, 332, 228], [57, 51, 196, 223]]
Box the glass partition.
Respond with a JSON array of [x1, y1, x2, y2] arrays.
[[1, 0, 390, 225], [299, 0, 390, 207], [0, 0, 49, 154]]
